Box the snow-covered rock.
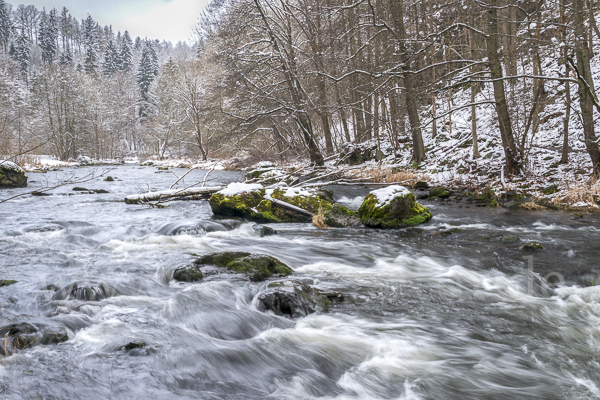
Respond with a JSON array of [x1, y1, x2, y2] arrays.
[[0, 161, 27, 188], [358, 185, 432, 228]]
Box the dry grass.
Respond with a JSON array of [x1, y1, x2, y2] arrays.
[[347, 167, 427, 184], [520, 202, 547, 211], [312, 205, 329, 229], [552, 180, 600, 207]]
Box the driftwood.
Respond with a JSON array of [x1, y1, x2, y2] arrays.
[[263, 193, 314, 218], [125, 186, 223, 204]]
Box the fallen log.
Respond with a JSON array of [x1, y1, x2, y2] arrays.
[[125, 186, 223, 204], [263, 194, 314, 217]]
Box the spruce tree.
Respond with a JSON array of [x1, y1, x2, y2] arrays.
[[11, 31, 30, 77], [137, 40, 159, 116], [83, 15, 99, 74], [39, 8, 59, 64], [102, 40, 118, 76], [119, 31, 133, 72]]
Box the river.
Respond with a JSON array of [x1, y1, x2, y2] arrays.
[[0, 165, 599, 399]]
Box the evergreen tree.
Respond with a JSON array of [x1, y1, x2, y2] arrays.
[[0, 0, 11, 53], [60, 46, 72, 65], [119, 31, 133, 72], [11, 31, 30, 77], [39, 8, 59, 64], [137, 40, 159, 116], [83, 15, 99, 74], [102, 40, 118, 76]]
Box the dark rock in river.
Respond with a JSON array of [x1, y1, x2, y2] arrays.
[[324, 204, 363, 228], [53, 282, 114, 301], [429, 186, 453, 199], [257, 280, 344, 318], [252, 224, 278, 237], [194, 252, 293, 282], [173, 265, 204, 282], [0, 279, 17, 287], [0, 161, 27, 188], [0, 322, 68, 355]]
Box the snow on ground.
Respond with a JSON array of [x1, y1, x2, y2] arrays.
[[217, 182, 263, 195]]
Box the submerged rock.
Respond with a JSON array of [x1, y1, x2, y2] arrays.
[[252, 224, 278, 237], [53, 282, 114, 301], [0, 161, 27, 188], [173, 265, 204, 282], [0, 322, 68, 355], [257, 280, 344, 318], [0, 279, 17, 287], [194, 252, 293, 282], [120, 341, 146, 351], [358, 186, 432, 229]]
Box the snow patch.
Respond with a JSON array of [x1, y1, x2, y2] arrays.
[[0, 160, 24, 173], [370, 185, 411, 207], [217, 182, 263, 195]]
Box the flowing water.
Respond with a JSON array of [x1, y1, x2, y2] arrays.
[[1, 165, 600, 399]]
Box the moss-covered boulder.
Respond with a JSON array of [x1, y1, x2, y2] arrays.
[[173, 265, 204, 282], [324, 204, 363, 228], [0, 322, 68, 355], [522, 241, 544, 250], [0, 161, 27, 188], [194, 252, 293, 282], [257, 280, 344, 318], [429, 186, 452, 199], [0, 279, 17, 287], [358, 185, 432, 228], [209, 184, 331, 223]]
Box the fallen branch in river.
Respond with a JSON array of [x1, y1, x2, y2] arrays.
[[125, 186, 223, 204]]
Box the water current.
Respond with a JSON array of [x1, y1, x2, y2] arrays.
[[1, 165, 599, 399]]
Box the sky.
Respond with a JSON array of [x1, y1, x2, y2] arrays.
[[8, 0, 210, 44]]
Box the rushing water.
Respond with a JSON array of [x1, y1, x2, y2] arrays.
[[1, 165, 600, 399]]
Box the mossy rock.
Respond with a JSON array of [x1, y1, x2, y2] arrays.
[[358, 186, 432, 229], [522, 241, 544, 250], [173, 265, 204, 282], [542, 185, 559, 195], [194, 252, 292, 282], [226, 255, 293, 282], [501, 235, 520, 243], [0, 163, 27, 188], [258, 280, 344, 317], [324, 204, 363, 228], [475, 189, 495, 204], [120, 342, 146, 351], [104, 176, 115, 182], [0, 279, 17, 287], [252, 224, 278, 237], [413, 181, 430, 190], [209, 187, 331, 223], [440, 227, 463, 236], [194, 251, 252, 267], [429, 186, 453, 199]]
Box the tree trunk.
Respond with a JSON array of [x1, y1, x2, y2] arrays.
[[574, 0, 600, 176], [486, 0, 521, 175]]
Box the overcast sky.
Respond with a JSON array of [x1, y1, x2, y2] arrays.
[[8, 0, 210, 44]]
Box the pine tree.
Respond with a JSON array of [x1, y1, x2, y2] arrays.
[[137, 40, 159, 116], [119, 31, 133, 72], [60, 46, 72, 65], [102, 40, 118, 76], [0, 0, 11, 53], [83, 15, 99, 74]]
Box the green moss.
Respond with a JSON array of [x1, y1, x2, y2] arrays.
[[225, 255, 293, 282], [542, 185, 559, 195], [522, 241, 544, 250], [209, 189, 268, 220], [324, 204, 362, 227], [270, 188, 331, 213], [429, 186, 452, 198], [0, 279, 17, 287], [195, 251, 252, 267], [358, 191, 432, 228]]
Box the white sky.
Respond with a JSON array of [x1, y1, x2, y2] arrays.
[[8, 0, 210, 44]]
